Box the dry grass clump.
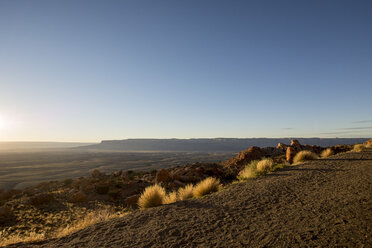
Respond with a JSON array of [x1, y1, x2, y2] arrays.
[[0, 231, 46, 247], [193, 177, 220, 198], [178, 184, 194, 200], [352, 144, 366, 152], [28, 193, 54, 206], [0, 208, 124, 247], [321, 148, 334, 158], [293, 151, 318, 164], [54, 209, 123, 239], [163, 192, 178, 205], [138, 184, 166, 209], [237, 160, 259, 180], [256, 158, 274, 173], [68, 191, 87, 203]]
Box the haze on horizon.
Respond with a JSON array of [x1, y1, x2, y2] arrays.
[[1, 0, 371, 142]]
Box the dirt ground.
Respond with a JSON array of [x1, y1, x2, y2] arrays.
[[10, 149, 372, 247]]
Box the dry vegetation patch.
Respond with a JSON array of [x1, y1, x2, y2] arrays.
[[256, 158, 274, 173], [321, 148, 334, 158], [193, 177, 221, 198], [178, 184, 194, 201], [237, 160, 260, 180], [163, 192, 178, 205], [138, 184, 166, 209], [293, 151, 318, 164], [352, 144, 366, 152], [0, 207, 125, 247]]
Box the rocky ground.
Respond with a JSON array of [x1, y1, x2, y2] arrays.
[[6, 147, 371, 247]]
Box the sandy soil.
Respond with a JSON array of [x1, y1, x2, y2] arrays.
[[11, 150, 372, 247]]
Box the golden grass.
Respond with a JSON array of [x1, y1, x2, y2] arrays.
[[193, 177, 220, 198], [237, 160, 259, 180], [163, 192, 178, 205], [293, 150, 318, 164], [0, 231, 45, 247], [54, 209, 123, 238], [0, 208, 124, 247], [256, 158, 274, 173], [138, 184, 166, 209], [178, 184, 194, 201], [352, 144, 366, 152], [321, 148, 334, 158]]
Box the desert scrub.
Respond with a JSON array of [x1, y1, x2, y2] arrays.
[[321, 148, 334, 158], [0, 207, 125, 247], [293, 151, 318, 164], [256, 158, 274, 173], [178, 184, 194, 200], [29, 193, 54, 206], [193, 177, 220, 198], [163, 192, 178, 204], [138, 184, 166, 209], [352, 144, 366, 152], [237, 160, 259, 180]]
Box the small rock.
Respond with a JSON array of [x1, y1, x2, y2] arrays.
[[173, 180, 185, 187], [155, 169, 172, 183], [286, 147, 297, 164], [125, 194, 140, 208]]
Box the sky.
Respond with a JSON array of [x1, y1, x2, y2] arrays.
[[0, 0, 371, 142]]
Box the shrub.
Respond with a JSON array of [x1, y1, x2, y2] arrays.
[[256, 158, 274, 173], [293, 151, 318, 164], [178, 184, 194, 201], [29, 193, 54, 206], [237, 160, 259, 180], [321, 148, 334, 158], [63, 179, 73, 186], [163, 192, 177, 204], [138, 184, 166, 209], [352, 144, 366, 152], [193, 177, 220, 198], [68, 191, 87, 203], [95, 184, 109, 195]]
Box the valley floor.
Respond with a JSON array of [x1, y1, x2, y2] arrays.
[[10, 149, 372, 247]]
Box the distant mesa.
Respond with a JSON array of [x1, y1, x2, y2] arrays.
[[77, 138, 370, 152]]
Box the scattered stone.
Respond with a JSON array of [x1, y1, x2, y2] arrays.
[[91, 169, 106, 179], [68, 191, 87, 203], [125, 194, 140, 208], [286, 147, 297, 164], [155, 169, 172, 183], [173, 180, 185, 187], [29, 193, 54, 206], [290, 139, 301, 147], [276, 143, 288, 150]]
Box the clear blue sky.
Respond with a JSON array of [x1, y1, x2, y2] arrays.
[[0, 0, 371, 142]]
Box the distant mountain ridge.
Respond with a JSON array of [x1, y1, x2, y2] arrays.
[[77, 138, 369, 152], [0, 142, 95, 151]]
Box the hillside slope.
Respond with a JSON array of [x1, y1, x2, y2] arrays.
[[13, 150, 372, 247]]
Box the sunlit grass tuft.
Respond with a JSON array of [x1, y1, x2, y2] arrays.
[[293, 151, 318, 164], [237, 160, 259, 180], [256, 158, 274, 173], [352, 144, 366, 152], [321, 148, 334, 158], [163, 192, 178, 205], [178, 184, 194, 201], [193, 177, 220, 198], [138, 184, 166, 209], [0, 208, 125, 247]]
